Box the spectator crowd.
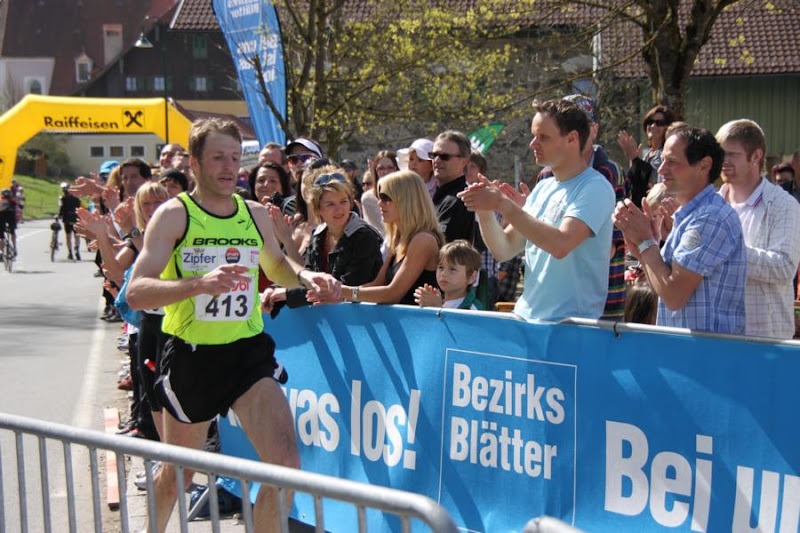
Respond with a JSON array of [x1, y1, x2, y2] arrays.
[[52, 95, 800, 531]]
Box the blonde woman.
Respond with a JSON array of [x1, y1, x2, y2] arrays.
[[314, 170, 442, 305], [261, 169, 383, 311]]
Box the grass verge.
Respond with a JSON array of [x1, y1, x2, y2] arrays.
[[14, 174, 77, 220]]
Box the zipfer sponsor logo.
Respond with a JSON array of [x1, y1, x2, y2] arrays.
[[193, 237, 258, 246]]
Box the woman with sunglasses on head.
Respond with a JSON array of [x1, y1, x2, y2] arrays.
[[617, 105, 676, 208], [312, 170, 443, 306], [261, 166, 384, 312], [360, 150, 399, 238]]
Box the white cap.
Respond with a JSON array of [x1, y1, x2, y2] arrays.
[[397, 138, 433, 170]]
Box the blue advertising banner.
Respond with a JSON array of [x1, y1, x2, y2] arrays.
[[213, 0, 286, 145], [220, 305, 800, 532]]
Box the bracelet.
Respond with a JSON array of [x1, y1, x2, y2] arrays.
[[351, 285, 360, 303]]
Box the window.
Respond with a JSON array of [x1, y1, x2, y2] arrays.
[[90, 146, 104, 157], [76, 59, 92, 82], [193, 34, 208, 59], [25, 77, 45, 95], [126, 76, 137, 91], [193, 76, 208, 92], [131, 146, 145, 157], [154, 76, 165, 91], [102, 24, 123, 64], [109, 146, 124, 158]]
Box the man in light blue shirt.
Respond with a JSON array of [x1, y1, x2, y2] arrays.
[[614, 126, 746, 334], [458, 99, 615, 320]]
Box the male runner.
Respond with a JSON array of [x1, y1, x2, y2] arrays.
[[127, 118, 339, 532]]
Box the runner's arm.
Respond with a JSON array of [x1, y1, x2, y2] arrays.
[[249, 201, 340, 298], [127, 200, 250, 309]]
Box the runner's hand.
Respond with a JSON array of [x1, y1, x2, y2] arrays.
[[302, 271, 342, 304], [260, 287, 287, 313], [200, 264, 251, 297]]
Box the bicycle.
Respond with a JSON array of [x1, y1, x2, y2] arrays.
[[1, 225, 14, 273], [50, 218, 62, 262]]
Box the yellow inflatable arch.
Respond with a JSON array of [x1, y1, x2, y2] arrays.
[[0, 95, 192, 189]]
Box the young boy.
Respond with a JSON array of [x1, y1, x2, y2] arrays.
[[415, 239, 484, 310]]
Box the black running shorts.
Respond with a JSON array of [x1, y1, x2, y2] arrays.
[[156, 332, 280, 424]]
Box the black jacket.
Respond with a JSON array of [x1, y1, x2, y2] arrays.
[[286, 213, 383, 308], [432, 175, 476, 243]]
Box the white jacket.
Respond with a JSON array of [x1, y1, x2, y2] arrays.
[[720, 179, 800, 339]]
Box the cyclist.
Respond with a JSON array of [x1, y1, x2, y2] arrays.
[[0, 188, 17, 260], [58, 182, 82, 261]]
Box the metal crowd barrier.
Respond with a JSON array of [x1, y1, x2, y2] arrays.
[[0, 412, 457, 533]]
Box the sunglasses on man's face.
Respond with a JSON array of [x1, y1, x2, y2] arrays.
[[313, 172, 347, 186], [428, 152, 462, 161], [288, 153, 316, 165], [645, 119, 670, 127]]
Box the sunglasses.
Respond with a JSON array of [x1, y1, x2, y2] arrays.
[[378, 192, 392, 203], [313, 172, 347, 186], [645, 119, 670, 127], [287, 153, 316, 165], [428, 152, 462, 161], [363, 180, 373, 186]]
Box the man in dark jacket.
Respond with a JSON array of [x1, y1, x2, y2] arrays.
[[431, 130, 476, 243]]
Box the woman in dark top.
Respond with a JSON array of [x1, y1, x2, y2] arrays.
[[326, 170, 443, 305], [261, 166, 384, 309], [617, 105, 676, 207]]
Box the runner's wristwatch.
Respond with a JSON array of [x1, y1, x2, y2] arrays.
[[637, 239, 658, 254]]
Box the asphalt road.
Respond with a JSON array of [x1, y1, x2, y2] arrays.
[[0, 218, 125, 532]]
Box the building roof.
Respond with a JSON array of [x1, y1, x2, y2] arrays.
[[171, 0, 219, 31], [0, 0, 177, 95], [597, 0, 800, 77], [172, 0, 799, 77], [172, 100, 257, 140]]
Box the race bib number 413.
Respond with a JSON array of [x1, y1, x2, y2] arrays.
[[195, 276, 254, 322]]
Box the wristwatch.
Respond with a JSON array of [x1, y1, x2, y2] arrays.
[[637, 239, 658, 254], [128, 228, 142, 239], [351, 285, 360, 303]]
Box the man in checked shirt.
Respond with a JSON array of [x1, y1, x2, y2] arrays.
[[613, 125, 746, 334], [715, 119, 800, 339]]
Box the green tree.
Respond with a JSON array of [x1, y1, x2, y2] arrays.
[[553, 0, 744, 118], [248, 0, 538, 154]]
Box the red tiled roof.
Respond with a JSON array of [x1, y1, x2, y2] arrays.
[[172, 100, 257, 139], [1, 0, 178, 95], [171, 0, 800, 76], [171, 0, 219, 31], [598, 0, 800, 77]]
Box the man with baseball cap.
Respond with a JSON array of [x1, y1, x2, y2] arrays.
[[534, 94, 628, 320], [285, 137, 322, 188], [398, 138, 436, 197], [99, 160, 120, 181]]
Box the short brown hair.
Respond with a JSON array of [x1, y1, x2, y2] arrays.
[[642, 105, 676, 132], [435, 131, 471, 158], [469, 150, 487, 174], [715, 119, 766, 161], [188, 118, 242, 159], [532, 99, 591, 152], [438, 239, 481, 276]]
